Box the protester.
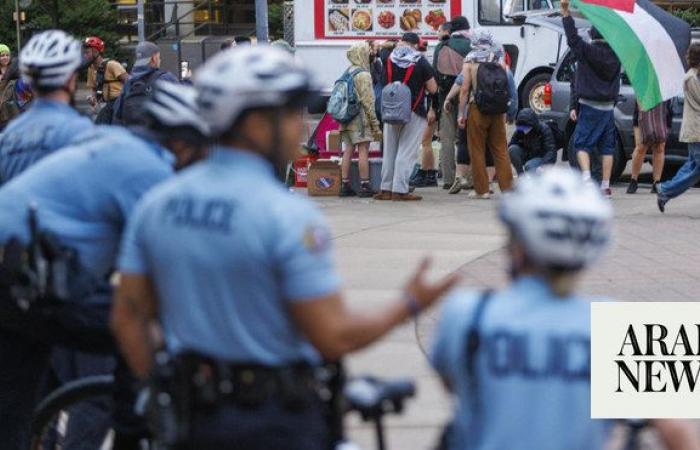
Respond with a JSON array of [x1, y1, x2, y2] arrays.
[[411, 105, 439, 188], [562, 0, 621, 197], [627, 100, 671, 194], [84, 36, 128, 124], [113, 41, 178, 126], [434, 16, 472, 190], [337, 42, 382, 197], [377, 33, 438, 201], [657, 43, 700, 213], [368, 40, 385, 124], [457, 30, 513, 199], [0, 60, 33, 131], [0, 44, 11, 79], [412, 29, 447, 189], [508, 108, 557, 175]]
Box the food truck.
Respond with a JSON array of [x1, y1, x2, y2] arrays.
[[294, 0, 569, 112]]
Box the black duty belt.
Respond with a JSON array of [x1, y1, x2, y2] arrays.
[[174, 352, 318, 411]]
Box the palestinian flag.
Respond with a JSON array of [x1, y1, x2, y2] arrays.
[[572, 0, 691, 111]]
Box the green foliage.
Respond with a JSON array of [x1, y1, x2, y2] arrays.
[[0, 0, 119, 58], [673, 8, 700, 28], [268, 0, 284, 41]]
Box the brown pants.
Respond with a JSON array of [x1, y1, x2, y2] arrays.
[[466, 104, 513, 195]]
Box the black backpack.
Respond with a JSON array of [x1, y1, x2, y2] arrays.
[[116, 69, 164, 126], [95, 59, 109, 100], [474, 62, 510, 115]]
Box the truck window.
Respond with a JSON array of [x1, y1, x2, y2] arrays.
[[483, 0, 552, 25], [479, 0, 503, 25]]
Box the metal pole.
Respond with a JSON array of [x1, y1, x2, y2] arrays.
[[15, 0, 21, 51], [137, 0, 146, 41], [255, 0, 269, 43]]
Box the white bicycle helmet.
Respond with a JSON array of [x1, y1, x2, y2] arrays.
[[499, 167, 613, 271], [20, 30, 83, 90], [195, 45, 317, 137], [145, 80, 209, 138]]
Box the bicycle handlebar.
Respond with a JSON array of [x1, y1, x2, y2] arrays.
[[344, 376, 416, 420]]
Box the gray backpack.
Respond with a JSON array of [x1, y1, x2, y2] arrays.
[[380, 62, 423, 125]]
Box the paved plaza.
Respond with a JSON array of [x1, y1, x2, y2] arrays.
[[302, 181, 700, 450]]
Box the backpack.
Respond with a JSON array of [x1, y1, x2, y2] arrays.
[[474, 62, 510, 115], [0, 79, 19, 126], [545, 120, 566, 150], [326, 68, 364, 124], [116, 69, 164, 126], [95, 59, 109, 100], [380, 62, 423, 125], [434, 37, 471, 93]]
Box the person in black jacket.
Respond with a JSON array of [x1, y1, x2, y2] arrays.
[[562, 0, 621, 197], [508, 108, 557, 174]]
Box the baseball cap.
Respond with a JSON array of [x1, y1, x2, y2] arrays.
[[401, 32, 420, 46], [134, 41, 160, 67]]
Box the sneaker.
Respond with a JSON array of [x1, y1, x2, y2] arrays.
[[463, 172, 474, 190], [340, 182, 356, 197], [657, 193, 668, 213], [410, 169, 426, 187], [424, 171, 439, 187], [602, 188, 612, 198], [358, 183, 374, 198], [373, 190, 392, 201], [392, 193, 423, 201], [651, 182, 658, 194], [449, 177, 464, 194], [626, 179, 638, 194], [467, 191, 491, 200]]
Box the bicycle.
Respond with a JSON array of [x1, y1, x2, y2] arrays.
[[30, 365, 415, 450]]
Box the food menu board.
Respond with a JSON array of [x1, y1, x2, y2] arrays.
[[320, 0, 456, 39]]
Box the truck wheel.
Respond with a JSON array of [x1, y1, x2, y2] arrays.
[[520, 73, 551, 114]]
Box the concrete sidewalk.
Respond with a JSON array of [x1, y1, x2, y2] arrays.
[[302, 183, 700, 450]]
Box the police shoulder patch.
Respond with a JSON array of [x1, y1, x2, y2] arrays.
[[303, 224, 331, 253]]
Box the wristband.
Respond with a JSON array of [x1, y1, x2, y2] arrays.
[[405, 293, 421, 318]]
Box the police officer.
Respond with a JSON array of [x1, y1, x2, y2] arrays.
[[0, 81, 209, 450], [430, 167, 700, 450], [0, 30, 93, 183], [112, 46, 459, 450]]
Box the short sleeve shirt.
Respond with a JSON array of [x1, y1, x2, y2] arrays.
[[118, 147, 342, 365], [381, 55, 436, 118], [0, 126, 173, 285], [0, 99, 94, 184], [430, 276, 611, 450], [87, 60, 126, 102]]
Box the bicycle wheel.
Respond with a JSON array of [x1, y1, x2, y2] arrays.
[[30, 375, 115, 450]]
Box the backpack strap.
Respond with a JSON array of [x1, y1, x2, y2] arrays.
[[402, 64, 415, 84], [387, 61, 393, 83], [465, 289, 493, 399]]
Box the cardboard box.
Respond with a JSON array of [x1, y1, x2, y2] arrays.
[[308, 160, 342, 197]]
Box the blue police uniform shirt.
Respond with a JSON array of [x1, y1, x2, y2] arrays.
[[0, 99, 94, 184], [0, 126, 174, 289], [431, 276, 610, 450], [118, 146, 342, 366]]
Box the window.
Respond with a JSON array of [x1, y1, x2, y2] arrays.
[[479, 0, 503, 25]]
